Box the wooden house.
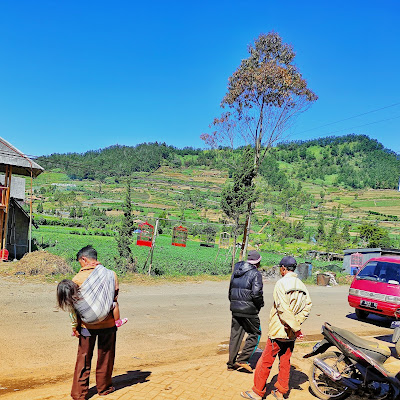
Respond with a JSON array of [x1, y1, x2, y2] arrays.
[[0, 137, 44, 259]]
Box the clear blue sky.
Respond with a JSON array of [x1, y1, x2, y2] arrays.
[[1, 0, 399, 157]]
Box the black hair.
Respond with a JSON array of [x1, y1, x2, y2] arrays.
[[57, 279, 80, 311], [76, 245, 97, 261], [286, 264, 297, 272]]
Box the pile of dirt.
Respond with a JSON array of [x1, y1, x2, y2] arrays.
[[337, 274, 355, 285], [12, 251, 72, 276]]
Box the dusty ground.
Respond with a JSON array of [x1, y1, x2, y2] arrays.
[[0, 277, 395, 399]]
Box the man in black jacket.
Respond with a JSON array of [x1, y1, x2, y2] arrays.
[[227, 250, 264, 372]]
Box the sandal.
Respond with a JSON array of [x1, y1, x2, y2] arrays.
[[236, 362, 253, 373], [99, 386, 115, 396], [240, 390, 262, 400]]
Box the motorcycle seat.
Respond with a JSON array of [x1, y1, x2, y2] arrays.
[[331, 326, 391, 363]]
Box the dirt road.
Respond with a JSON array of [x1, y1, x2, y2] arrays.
[[0, 276, 394, 398]]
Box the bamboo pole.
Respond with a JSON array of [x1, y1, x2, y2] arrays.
[[147, 219, 159, 276], [2, 165, 12, 252], [29, 168, 33, 253], [0, 211, 4, 256]]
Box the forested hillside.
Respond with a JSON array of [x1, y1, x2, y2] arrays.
[[37, 134, 399, 190], [273, 135, 399, 189]]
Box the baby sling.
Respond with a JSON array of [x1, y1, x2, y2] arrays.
[[74, 264, 115, 324]]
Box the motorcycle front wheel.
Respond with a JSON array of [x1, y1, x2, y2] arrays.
[[309, 351, 353, 400]]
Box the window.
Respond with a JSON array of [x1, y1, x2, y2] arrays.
[[357, 261, 400, 284]]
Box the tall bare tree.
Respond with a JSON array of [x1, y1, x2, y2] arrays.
[[202, 32, 317, 258]]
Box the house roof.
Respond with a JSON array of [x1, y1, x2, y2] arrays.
[[0, 137, 44, 178], [344, 248, 400, 255]]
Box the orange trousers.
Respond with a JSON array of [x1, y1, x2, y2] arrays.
[[252, 338, 295, 396]]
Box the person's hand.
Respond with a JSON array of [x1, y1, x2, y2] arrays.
[[71, 327, 80, 338], [284, 324, 291, 334], [295, 330, 304, 340]]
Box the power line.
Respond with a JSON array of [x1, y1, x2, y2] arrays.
[[2, 100, 400, 173], [294, 101, 400, 135], [317, 114, 400, 136]]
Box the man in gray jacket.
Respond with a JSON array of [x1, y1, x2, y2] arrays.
[[227, 250, 264, 372]]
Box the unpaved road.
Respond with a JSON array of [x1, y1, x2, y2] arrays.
[[0, 276, 393, 398]]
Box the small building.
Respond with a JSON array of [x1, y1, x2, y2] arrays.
[[343, 248, 400, 274], [0, 137, 44, 260], [7, 197, 39, 259]]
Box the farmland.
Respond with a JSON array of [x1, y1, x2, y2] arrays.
[[23, 136, 400, 276], [28, 167, 400, 276]]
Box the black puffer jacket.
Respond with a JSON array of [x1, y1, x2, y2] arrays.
[[229, 261, 264, 317]]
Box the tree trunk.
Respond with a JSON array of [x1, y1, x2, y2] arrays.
[[231, 233, 237, 272], [239, 205, 252, 261], [231, 217, 239, 271]]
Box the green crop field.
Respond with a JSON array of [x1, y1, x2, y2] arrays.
[[32, 225, 236, 275], [32, 224, 338, 277], [33, 226, 118, 271], [352, 200, 400, 208]]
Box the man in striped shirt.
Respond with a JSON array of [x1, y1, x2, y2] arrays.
[[71, 245, 118, 400]]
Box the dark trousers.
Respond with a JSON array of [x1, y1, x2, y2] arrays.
[[253, 338, 295, 396], [227, 315, 261, 367], [71, 328, 116, 400]]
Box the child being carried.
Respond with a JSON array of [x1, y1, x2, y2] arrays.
[[57, 278, 128, 336]]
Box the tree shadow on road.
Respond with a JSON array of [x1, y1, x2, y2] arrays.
[[87, 369, 151, 399]]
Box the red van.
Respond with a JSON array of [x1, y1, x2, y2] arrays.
[[348, 256, 400, 320]]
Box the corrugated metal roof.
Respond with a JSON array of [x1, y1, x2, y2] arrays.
[[0, 137, 44, 177], [344, 248, 400, 255]]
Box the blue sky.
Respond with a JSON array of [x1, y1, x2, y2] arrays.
[[1, 0, 399, 157]]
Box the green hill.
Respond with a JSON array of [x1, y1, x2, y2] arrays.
[[29, 134, 400, 274], [37, 134, 399, 190]]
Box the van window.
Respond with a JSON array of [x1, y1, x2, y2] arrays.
[[357, 261, 400, 284]]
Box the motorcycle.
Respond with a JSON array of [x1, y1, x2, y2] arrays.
[[304, 322, 400, 399]]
